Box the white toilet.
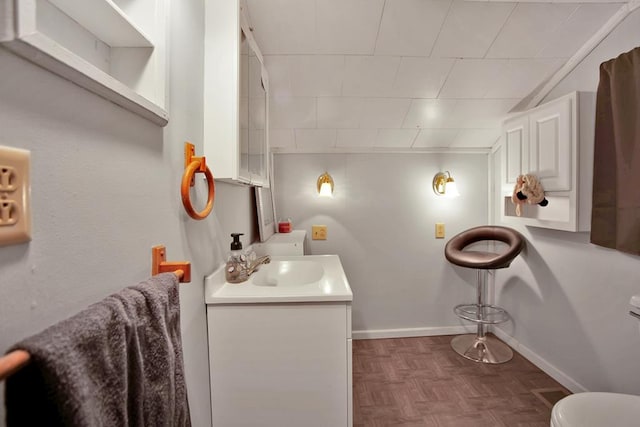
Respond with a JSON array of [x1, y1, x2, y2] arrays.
[[551, 294, 640, 426], [551, 392, 640, 426]]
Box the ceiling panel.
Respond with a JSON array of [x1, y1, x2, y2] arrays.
[[315, 0, 385, 54], [431, 0, 515, 58], [392, 57, 455, 98], [449, 129, 501, 148], [375, 129, 419, 147], [412, 129, 460, 148], [359, 98, 412, 129], [336, 129, 379, 147], [246, 0, 316, 55], [264, 56, 346, 97], [374, 0, 451, 56], [537, 3, 621, 58], [288, 55, 345, 97], [439, 59, 507, 98], [402, 99, 458, 129], [484, 58, 564, 98], [249, 0, 624, 151], [342, 56, 401, 97], [295, 129, 337, 149], [270, 96, 316, 129], [270, 129, 295, 148], [486, 3, 578, 58], [317, 97, 362, 128], [444, 99, 518, 128]]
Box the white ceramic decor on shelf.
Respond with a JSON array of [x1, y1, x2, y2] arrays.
[[203, 0, 269, 186], [498, 91, 595, 231], [205, 255, 353, 427], [0, 0, 168, 125]]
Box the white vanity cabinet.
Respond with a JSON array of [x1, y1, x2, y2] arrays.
[[204, 0, 269, 186], [207, 302, 352, 427], [499, 91, 595, 231], [205, 255, 353, 427]]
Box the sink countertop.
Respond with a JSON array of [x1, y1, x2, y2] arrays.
[[204, 255, 353, 304]]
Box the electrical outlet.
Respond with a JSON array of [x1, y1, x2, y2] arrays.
[[312, 225, 327, 240], [435, 223, 445, 239], [0, 146, 31, 246]]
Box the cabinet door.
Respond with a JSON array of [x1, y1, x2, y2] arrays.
[[248, 53, 268, 185], [208, 304, 349, 427], [528, 96, 572, 191], [238, 29, 251, 182], [503, 115, 529, 189]]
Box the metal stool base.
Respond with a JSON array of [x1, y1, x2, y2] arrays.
[[451, 334, 513, 364]]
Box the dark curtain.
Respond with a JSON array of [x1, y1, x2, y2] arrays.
[[591, 46, 640, 255]]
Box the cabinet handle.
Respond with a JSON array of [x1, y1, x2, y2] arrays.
[[181, 142, 215, 220]]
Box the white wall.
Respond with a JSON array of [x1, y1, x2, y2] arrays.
[[273, 153, 488, 336], [0, 1, 257, 425], [493, 9, 640, 394]]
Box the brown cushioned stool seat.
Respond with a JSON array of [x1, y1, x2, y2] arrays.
[[445, 226, 525, 364], [445, 226, 525, 269]]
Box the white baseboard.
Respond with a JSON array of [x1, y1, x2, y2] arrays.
[[493, 327, 588, 393], [352, 325, 475, 340]]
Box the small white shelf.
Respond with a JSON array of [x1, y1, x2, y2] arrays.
[[0, 0, 167, 126], [502, 195, 575, 232], [48, 0, 153, 47]]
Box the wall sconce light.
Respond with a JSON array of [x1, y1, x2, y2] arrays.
[[433, 171, 460, 197], [317, 172, 334, 197]]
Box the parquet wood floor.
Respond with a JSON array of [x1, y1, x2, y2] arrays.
[[353, 335, 569, 427]]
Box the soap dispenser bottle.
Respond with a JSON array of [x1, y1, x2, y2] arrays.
[[226, 233, 248, 283]]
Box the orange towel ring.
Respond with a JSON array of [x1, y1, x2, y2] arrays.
[[181, 142, 215, 220]]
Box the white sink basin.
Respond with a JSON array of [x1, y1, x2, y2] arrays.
[[251, 260, 324, 287], [205, 255, 353, 304]]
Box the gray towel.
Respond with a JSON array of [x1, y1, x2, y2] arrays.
[[5, 273, 191, 427]]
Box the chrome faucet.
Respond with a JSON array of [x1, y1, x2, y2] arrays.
[[247, 255, 271, 275]]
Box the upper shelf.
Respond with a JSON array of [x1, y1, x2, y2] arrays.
[[0, 0, 168, 126], [48, 0, 153, 47]]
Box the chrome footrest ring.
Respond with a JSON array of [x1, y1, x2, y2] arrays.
[[454, 303, 509, 324]]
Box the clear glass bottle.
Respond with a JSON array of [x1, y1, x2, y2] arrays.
[[226, 233, 248, 283]]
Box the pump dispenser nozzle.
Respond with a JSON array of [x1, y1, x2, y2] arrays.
[[230, 233, 244, 250]]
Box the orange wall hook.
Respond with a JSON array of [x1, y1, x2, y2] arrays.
[[152, 245, 191, 283], [181, 142, 215, 220]]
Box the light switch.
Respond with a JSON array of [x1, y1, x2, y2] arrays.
[[312, 225, 327, 240], [435, 223, 445, 239], [0, 146, 31, 246]]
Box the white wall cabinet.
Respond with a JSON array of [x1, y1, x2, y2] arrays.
[[204, 0, 269, 186], [503, 114, 529, 188], [207, 302, 352, 427], [528, 98, 573, 192], [498, 91, 595, 231], [0, 0, 168, 126]]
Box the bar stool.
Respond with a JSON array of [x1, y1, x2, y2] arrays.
[[445, 226, 525, 364]]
